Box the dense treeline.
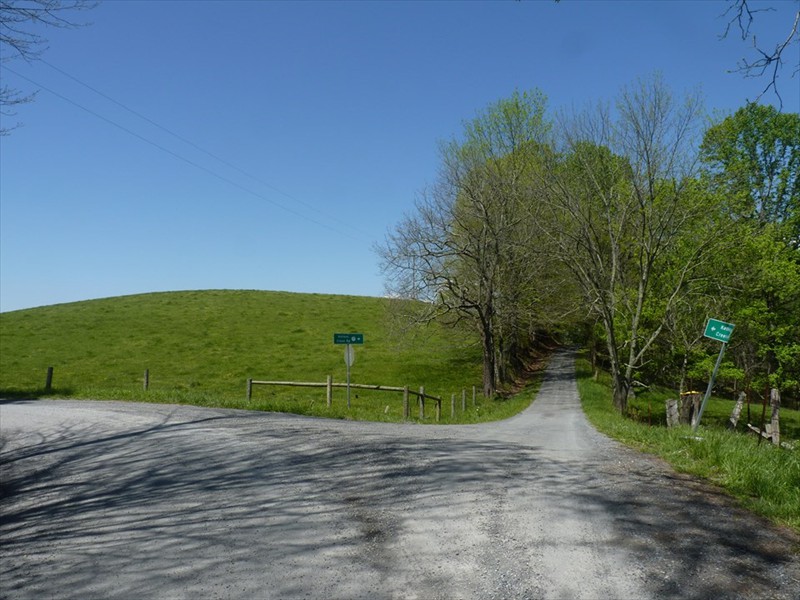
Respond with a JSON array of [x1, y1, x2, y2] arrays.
[[378, 76, 799, 411]]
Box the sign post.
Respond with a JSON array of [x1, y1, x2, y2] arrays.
[[693, 318, 735, 431], [344, 344, 355, 408], [334, 333, 364, 409]]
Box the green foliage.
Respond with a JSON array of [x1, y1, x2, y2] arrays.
[[545, 76, 713, 413], [457, 89, 551, 161], [700, 103, 799, 242], [638, 104, 800, 403], [380, 86, 799, 415], [698, 103, 800, 398], [379, 88, 560, 397], [577, 358, 800, 532], [0, 290, 540, 423]]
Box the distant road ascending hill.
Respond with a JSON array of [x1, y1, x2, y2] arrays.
[[2, 350, 798, 599]]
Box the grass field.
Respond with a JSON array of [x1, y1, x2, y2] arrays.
[[577, 357, 800, 533], [3, 291, 796, 529], [0, 290, 540, 423]]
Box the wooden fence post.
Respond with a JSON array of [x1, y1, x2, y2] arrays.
[[758, 388, 769, 445], [472, 385, 476, 406], [436, 398, 441, 422], [770, 388, 780, 446], [144, 369, 150, 391], [326, 375, 332, 408], [665, 399, 679, 428], [403, 386, 409, 420], [728, 391, 745, 429], [681, 391, 701, 425], [419, 386, 425, 420], [461, 389, 466, 412], [451, 393, 455, 418], [45, 366, 53, 392], [246, 378, 253, 401]]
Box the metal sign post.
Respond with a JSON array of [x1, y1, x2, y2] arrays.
[[693, 318, 735, 431], [334, 333, 363, 409], [344, 344, 355, 408]]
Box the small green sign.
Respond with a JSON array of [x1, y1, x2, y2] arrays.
[[704, 318, 734, 343], [334, 333, 364, 345]]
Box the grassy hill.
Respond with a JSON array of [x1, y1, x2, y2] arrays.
[[0, 290, 538, 422]]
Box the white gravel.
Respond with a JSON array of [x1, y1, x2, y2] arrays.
[[1, 350, 798, 599]]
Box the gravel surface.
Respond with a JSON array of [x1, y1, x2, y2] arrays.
[[1, 350, 798, 599]]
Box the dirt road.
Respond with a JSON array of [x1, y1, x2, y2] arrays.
[[1, 350, 798, 599]]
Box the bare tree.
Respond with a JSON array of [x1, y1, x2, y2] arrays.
[[721, 0, 800, 107], [0, 0, 95, 134]]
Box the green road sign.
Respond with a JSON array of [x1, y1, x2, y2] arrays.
[[334, 333, 364, 345], [695, 318, 735, 430], [703, 318, 734, 343]]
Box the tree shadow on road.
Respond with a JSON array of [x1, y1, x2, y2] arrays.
[[1, 402, 798, 600]]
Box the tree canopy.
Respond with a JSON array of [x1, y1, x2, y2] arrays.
[[380, 83, 800, 410]]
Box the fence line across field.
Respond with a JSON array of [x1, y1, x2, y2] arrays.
[[246, 377, 445, 421]]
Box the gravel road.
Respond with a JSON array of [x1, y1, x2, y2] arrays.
[[1, 350, 798, 599]]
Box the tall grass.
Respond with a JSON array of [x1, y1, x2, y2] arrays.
[[577, 358, 800, 532]]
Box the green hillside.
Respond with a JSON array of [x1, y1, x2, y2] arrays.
[[0, 290, 538, 422]]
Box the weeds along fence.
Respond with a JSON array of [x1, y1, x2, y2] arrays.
[[35, 366, 478, 422], [247, 377, 478, 422], [666, 387, 795, 450]]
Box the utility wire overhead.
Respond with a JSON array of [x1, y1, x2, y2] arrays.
[[40, 59, 373, 238], [4, 65, 362, 242]]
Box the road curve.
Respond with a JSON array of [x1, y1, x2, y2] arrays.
[[1, 350, 798, 599]]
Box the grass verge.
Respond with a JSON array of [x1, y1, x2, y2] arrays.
[[54, 377, 542, 425], [577, 358, 800, 533]]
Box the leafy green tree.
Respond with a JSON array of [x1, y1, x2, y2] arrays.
[[638, 181, 738, 392], [542, 76, 722, 413], [701, 103, 799, 246], [723, 226, 800, 398], [700, 103, 800, 399], [378, 90, 554, 396]]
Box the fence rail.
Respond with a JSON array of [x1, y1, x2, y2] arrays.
[[247, 377, 443, 421]]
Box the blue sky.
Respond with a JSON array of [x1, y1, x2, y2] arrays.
[[1, 0, 798, 312]]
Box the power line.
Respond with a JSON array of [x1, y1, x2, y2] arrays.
[[40, 59, 371, 237], [4, 65, 361, 241]]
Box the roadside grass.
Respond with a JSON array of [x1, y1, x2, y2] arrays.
[[68, 380, 541, 424], [577, 358, 800, 533], [622, 382, 800, 442], [0, 290, 541, 424]]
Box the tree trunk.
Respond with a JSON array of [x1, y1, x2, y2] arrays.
[[612, 374, 629, 414], [482, 347, 495, 397], [481, 323, 496, 398], [604, 326, 628, 414], [770, 388, 780, 447], [678, 352, 689, 394], [497, 333, 507, 385]]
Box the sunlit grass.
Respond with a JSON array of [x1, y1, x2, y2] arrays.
[[577, 357, 800, 532], [0, 290, 541, 424]]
